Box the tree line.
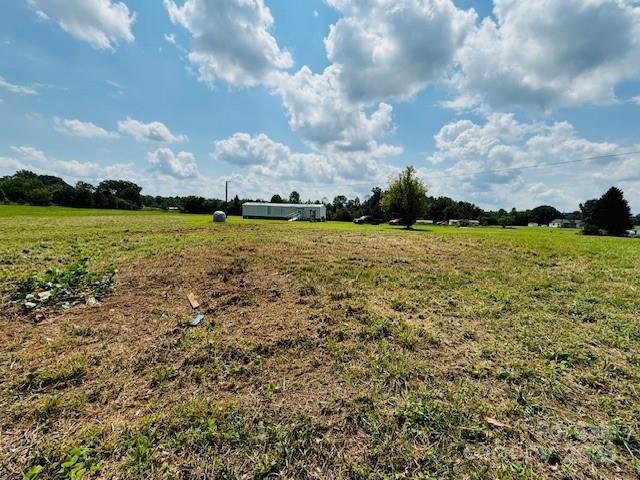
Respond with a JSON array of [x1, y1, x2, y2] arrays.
[[0, 170, 251, 214], [1, 169, 638, 234]]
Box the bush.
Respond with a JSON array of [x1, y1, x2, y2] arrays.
[[581, 223, 601, 236]]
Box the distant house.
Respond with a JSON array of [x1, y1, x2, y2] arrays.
[[167, 206, 180, 211], [242, 202, 326, 221], [449, 219, 479, 227], [528, 222, 539, 227], [550, 219, 576, 228], [416, 219, 434, 225], [629, 226, 640, 237]]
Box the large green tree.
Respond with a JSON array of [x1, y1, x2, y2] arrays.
[[531, 205, 562, 225], [581, 187, 632, 236], [289, 191, 301, 204], [381, 166, 428, 229]]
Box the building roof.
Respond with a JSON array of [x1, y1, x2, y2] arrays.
[[243, 202, 324, 208]]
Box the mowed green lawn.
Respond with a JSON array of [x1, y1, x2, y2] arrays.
[[1, 204, 639, 479]]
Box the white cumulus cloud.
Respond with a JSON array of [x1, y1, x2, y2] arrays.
[[272, 67, 397, 153], [213, 132, 400, 185], [423, 114, 639, 210], [147, 147, 199, 179], [164, 0, 293, 87], [451, 0, 640, 111], [1, 147, 137, 184], [27, 0, 136, 50], [325, 0, 476, 103], [118, 117, 187, 143], [54, 117, 118, 139]]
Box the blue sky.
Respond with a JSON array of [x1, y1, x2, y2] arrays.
[[1, 0, 639, 211]]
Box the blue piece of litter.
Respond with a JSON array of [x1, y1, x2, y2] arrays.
[[190, 314, 204, 326]]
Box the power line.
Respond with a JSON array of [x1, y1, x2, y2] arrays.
[[323, 149, 640, 188], [425, 149, 640, 180], [249, 150, 640, 195]]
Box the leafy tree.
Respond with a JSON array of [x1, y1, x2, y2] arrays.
[[498, 214, 515, 228], [29, 187, 53, 206], [0, 187, 8, 204], [531, 205, 562, 225], [581, 187, 632, 236], [230, 195, 242, 215], [332, 195, 347, 210], [289, 191, 301, 204], [364, 187, 383, 218], [270, 194, 284, 203], [594, 187, 632, 235], [95, 180, 142, 209], [71, 181, 94, 208], [381, 166, 428, 229], [632, 214, 640, 226], [425, 196, 482, 222]]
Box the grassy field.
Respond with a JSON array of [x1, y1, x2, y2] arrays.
[[1, 205, 639, 479]]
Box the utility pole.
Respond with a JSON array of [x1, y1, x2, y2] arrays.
[[225, 180, 230, 212]]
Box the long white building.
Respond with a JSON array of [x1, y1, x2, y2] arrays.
[[242, 202, 326, 221]]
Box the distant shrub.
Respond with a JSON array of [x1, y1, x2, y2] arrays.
[[581, 223, 601, 236]]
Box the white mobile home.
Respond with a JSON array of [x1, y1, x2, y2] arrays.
[[550, 219, 576, 228], [242, 202, 326, 221]]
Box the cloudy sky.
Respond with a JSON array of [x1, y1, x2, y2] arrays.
[[1, 0, 640, 211]]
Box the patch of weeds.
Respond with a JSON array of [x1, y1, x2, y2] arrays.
[[497, 363, 537, 384], [221, 291, 257, 307], [150, 366, 178, 388], [584, 444, 617, 465], [220, 258, 248, 278], [480, 346, 496, 359], [260, 381, 281, 400], [122, 428, 153, 477], [421, 330, 442, 347], [22, 356, 87, 392], [381, 390, 491, 474], [537, 445, 561, 466], [298, 281, 319, 297], [373, 350, 418, 393], [32, 395, 63, 426], [15, 258, 116, 310], [24, 446, 101, 480], [328, 289, 353, 301], [609, 420, 640, 454], [512, 385, 543, 416], [390, 298, 418, 313], [463, 327, 477, 340], [120, 402, 329, 478], [64, 324, 96, 338], [22, 465, 43, 480], [544, 346, 597, 368], [359, 314, 419, 349], [496, 459, 543, 479], [272, 335, 316, 355], [464, 362, 491, 379]]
